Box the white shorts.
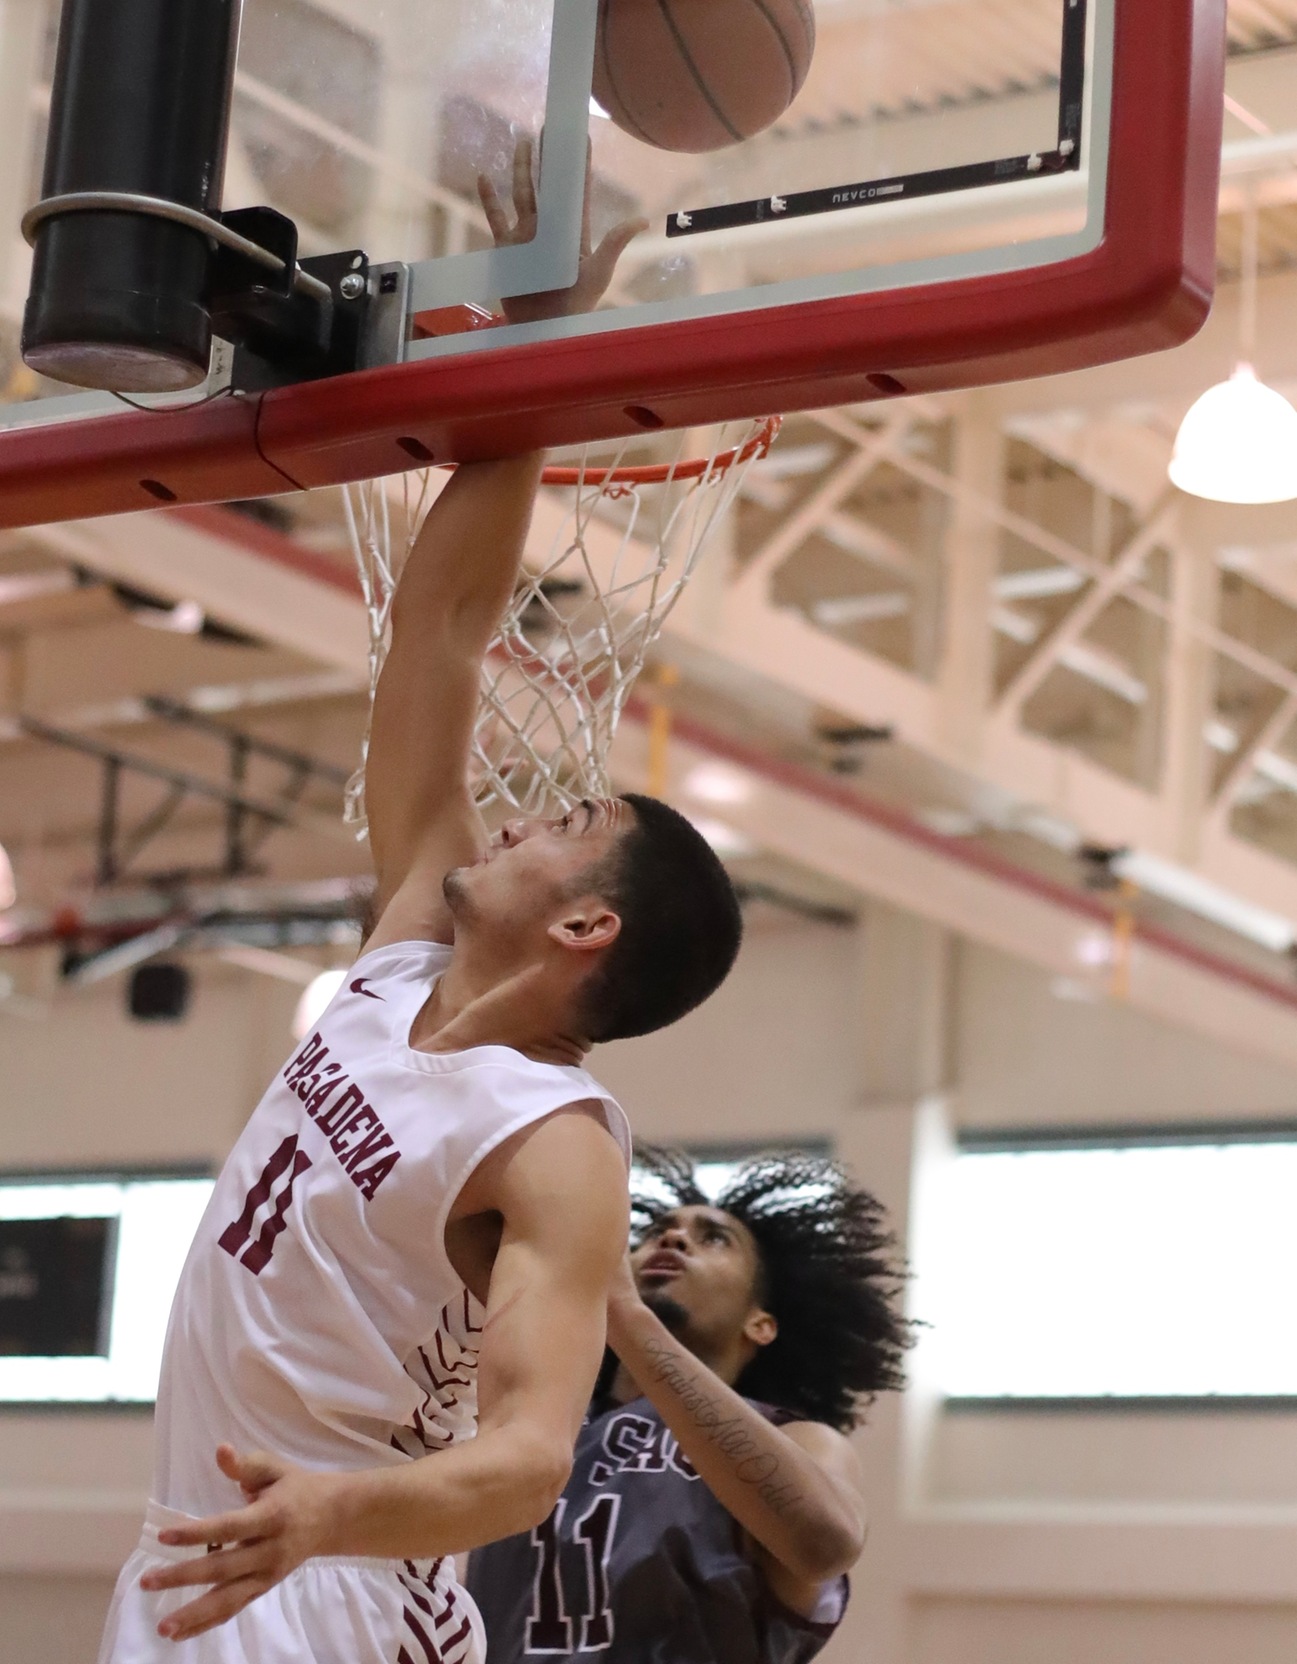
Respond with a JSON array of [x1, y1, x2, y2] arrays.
[[98, 1501, 485, 1664]]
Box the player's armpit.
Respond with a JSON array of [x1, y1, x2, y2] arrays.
[[362, 794, 480, 951], [326, 1108, 630, 1555], [473, 1107, 631, 1463], [334, 1108, 629, 1552]]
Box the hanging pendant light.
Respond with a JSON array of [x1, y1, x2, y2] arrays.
[[1169, 363, 1297, 504], [1169, 193, 1297, 505]]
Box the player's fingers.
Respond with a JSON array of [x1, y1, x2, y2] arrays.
[[140, 1543, 265, 1594], [477, 174, 510, 241], [157, 1499, 270, 1549], [586, 217, 649, 291], [603, 216, 650, 255], [226, 1447, 284, 1495], [513, 133, 538, 222], [157, 1575, 269, 1642], [581, 140, 594, 254]]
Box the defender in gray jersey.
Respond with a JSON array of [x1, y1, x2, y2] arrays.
[[469, 1149, 910, 1664]]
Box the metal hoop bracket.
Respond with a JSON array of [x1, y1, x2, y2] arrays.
[[21, 191, 331, 305]]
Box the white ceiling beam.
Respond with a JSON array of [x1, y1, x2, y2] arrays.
[[824, 406, 1297, 722], [0, 670, 362, 747], [25, 511, 371, 677], [34, 494, 1297, 1022], [996, 494, 1176, 716], [1056, 640, 1148, 706], [821, 508, 918, 578], [995, 566, 1086, 601], [991, 604, 1040, 644], [1160, 534, 1222, 864], [814, 406, 1108, 578], [1004, 411, 1174, 518], [1207, 687, 1297, 830], [1221, 46, 1297, 147], [627, 718, 1297, 1074], [701, 558, 1297, 928], [733, 415, 913, 598], [812, 592, 911, 627], [937, 398, 1002, 759]]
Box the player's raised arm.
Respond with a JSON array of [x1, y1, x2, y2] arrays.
[[605, 1267, 867, 1593], [363, 449, 547, 945], [364, 136, 645, 950]]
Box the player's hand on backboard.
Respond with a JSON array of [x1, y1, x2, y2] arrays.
[[477, 133, 648, 324], [138, 1444, 339, 1641]]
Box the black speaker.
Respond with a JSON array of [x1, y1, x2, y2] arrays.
[[128, 962, 191, 1022], [22, 0, 242, 392], [0, 1216, 113, 1356]]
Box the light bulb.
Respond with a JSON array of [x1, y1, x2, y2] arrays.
[[0, 843, 14, 910], [683, 763, 753, 807], [686, 816, 755, 858], [1169, 364, 1297, 505], [292, 968, 346, 1039]]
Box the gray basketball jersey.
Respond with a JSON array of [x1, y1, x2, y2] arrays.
[[467, 1394, 847, 1664]]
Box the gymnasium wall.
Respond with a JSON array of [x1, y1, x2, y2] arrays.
[[3, 911, 1297, 1663], [953, 938, 1297, 1129]]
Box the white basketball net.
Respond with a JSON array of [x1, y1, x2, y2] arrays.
[[342, 417, 778, 832]]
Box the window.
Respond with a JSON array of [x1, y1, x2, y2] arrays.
[[631, 1140, 833, 1212], [0, 1174, 214, 1405], [924, 1136, 1297, 1401], [0, 1141, 828, 1406]]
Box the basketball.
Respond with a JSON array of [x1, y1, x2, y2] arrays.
[[593, 0, 816, 154]]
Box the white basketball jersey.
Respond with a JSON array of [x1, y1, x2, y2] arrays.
[[152, 937, 631, 1517]]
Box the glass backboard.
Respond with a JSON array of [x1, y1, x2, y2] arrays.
[[0, 0, 1224, 523], [232, 0, 1094, 313]]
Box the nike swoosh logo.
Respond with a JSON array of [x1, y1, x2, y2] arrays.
[[350, 978, 385, 1001]]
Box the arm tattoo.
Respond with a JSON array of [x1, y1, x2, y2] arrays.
[[639, 1337, 805, 1517]]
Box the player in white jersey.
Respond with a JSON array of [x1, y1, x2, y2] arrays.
[[98, 140, 744, 1664]]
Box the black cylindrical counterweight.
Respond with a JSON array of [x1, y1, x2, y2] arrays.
[[21, 0, 242, 392]]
